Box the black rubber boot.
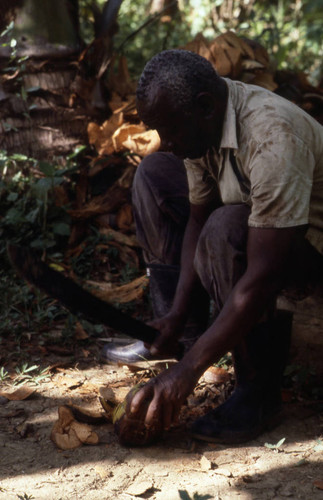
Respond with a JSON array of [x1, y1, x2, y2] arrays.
[[101, 264, 209, 364], [190, 310, 293, 443]]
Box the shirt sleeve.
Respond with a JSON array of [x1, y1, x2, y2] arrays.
[[184, 159, 219, 205], [248, 133, 315, 228]]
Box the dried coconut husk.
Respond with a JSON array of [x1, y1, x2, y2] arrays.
[[113, 384, 163, 447]]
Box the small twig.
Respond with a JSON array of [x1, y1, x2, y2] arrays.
[[117, 0, 178, 52]]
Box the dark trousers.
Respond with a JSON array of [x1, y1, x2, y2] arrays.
[[132, 152, 323, 318]]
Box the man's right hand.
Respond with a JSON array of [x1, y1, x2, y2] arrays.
[[147, 311, 186, 356]]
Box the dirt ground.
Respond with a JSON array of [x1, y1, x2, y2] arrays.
[[0, 335, 322, 500]]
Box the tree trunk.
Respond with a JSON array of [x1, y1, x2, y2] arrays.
[[0, 0, 118, 160]]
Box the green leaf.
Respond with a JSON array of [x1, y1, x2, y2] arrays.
[[38, 162, 56, 177], [9, 153, 29, 161], [21, 86, 27, 101], [6, 192, 19, 202], [4, 207, 26, 225], [67, 145, 86, 159], [264, 437, 286, 449], [52, 222, 70, 236]]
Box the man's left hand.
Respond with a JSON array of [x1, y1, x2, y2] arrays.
[[128, 362, 197, 430]]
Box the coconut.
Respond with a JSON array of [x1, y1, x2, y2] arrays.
[[113, 384, 163, 446]]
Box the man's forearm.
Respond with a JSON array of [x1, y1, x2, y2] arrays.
[[170, 219, 201, 319], [170, 202, 215, 320], [180, 269, 281, 381]]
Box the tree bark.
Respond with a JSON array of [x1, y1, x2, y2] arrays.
[[0, 0, 117, 160]]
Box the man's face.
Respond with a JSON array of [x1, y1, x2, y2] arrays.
[[137, 88, 216, 160]]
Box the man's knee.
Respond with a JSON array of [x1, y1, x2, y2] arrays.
[[194, 204, 250, 297], [196, 204, 250, 257], [134, 152, 186, 192]]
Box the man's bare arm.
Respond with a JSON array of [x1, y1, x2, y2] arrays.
[[180, 225, 299, 378], [171, 201, 217, 319], [150, 201, 217, 354], [131, 225, 301, 429]]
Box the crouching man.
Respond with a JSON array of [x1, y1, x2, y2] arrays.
[[103, 50, 323, 443]]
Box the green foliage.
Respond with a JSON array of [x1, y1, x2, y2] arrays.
[[0, 268, 64, 339], [16, 493, 34, 500], [215, 352, 232, 369], [0, 366, 9, 381], [0, 148, 88, 340], [111, 0, 323, 83], [13, 363, 50, 386], [0, 151, 74, 252], [114, 0, 192, 78], [264, 437, 286, 450], [238, 0, 323, 80]]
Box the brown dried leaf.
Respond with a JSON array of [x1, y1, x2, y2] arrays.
[[0, 387, 35, 401], [243, 39, 269, 67], [74, 321, 89, 340], [70, 420, 99, 444], [221, 31, 255, 59], [126, 481, 154, 496], [314, 480, 323, 490], [58, 405, 75, 426], [247, 72, 278, 91], [203, 366, 231, 384], [200, 455, 214, 471], [209, 41, 236, 77], [99, 227, 138, 247], [184, 33, 211, 61], [241, 59, 266, 71], [50, 405, 99, 450], [99, 385, 118, 405], [87, 112, 123, 155], [86, 274, 148, 304], [68, 165, 136, 220], [122, 128, 160, 156], [51, 425, 82, 450], [115, 204, 134, 231], [112, 123, 146, 152]]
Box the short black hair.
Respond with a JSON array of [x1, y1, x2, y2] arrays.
[[136, 49, 225, 113]]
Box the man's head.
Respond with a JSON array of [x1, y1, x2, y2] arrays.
[[136, 50, 228, 159]]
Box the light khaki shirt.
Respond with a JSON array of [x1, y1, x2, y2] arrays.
[[184, 78, 323, 254]]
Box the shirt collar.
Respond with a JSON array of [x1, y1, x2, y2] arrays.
[[219, 78, 238, 151]]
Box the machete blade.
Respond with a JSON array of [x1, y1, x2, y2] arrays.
[[7, 243, 159, 345]]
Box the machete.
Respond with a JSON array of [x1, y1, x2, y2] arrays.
[[7, 244, 160, 345]]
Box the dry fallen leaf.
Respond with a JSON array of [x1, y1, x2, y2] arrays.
[[50, 405, 99, 450], [203, 366, 231, 384], [86, 274, 148, 304], [122, 128, 160, 156], [74, 321, 89, 340], [112, 123, 146, 152], [66, 404, 109, 424], [115, 203, 134, 230], [0, 387, 35, 401], [313, 480, 323, 490], [87, 112, 123, 155], [126, 480, 154, 496], [70, 420, 99, 444], [200, 455, 214, 471]]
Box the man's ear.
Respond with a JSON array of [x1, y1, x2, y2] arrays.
[[195, 92, 217, 118]]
